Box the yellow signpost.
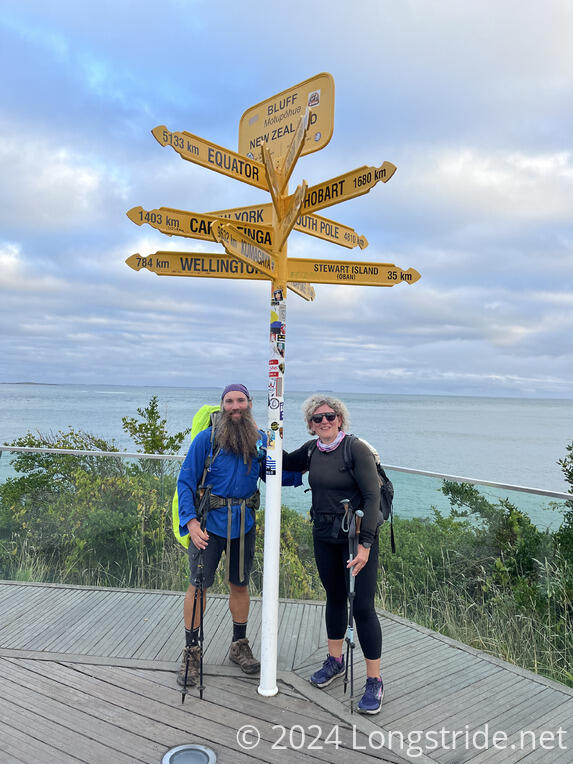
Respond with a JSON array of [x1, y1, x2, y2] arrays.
[[125, 251, 316, 301], [295, 212, 368, 250], [279, 107, 310, 190], [211, 221, 276, 280], [127, 72, 418, 702], [126, 205, 274, 249], [210, 204, 368, 250], [300, 161, 397, 216], [288, 259, 421, 286], [238, 72, 335, 162], [126, 251, 419, 288], [275, 180, 308, 250], [125, 251, 268, 281], [151, 126, 269, 191]]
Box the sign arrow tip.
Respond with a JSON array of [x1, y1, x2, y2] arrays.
[[125, 254, 142, 271], [151, 125, 169, 146], [126, 207, 143, 224]]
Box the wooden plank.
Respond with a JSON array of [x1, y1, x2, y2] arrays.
[[381, 651, 484, 709], [89, 591, 150, 655], [153, 616, 182, 662], [2, 583, 570, 764], [439, 688, 571, 764], [244, 597, 263, 653], [0, 672, 142, 763], [383, 658, 500, 724], [0, 717, 82, 764], [0, 585, 71, 642], [1, 659, 256, 764], [131, 593, 182, 660], [411, 669, 520, 730], [384, 640, 458, 676], [458, 700, 572, 763], [43, 661, 386, 764], [202, 596, 235, 664], [387, 654, 498, 702], [41, 589, 122, 652], [113, 590, 178, 657], [278, 601, 303, 670], [5, 588, 89, 650], [101, 590, 161, 654], [44, 589, 134, 655], [293, 602, 323, 668]]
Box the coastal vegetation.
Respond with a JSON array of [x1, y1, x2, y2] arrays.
[[0, 397, 571, 687]]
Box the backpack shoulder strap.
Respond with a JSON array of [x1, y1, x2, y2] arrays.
[[307, 438, 318, 467], [198, 410, 221, 490], [342, 433, 358, 477]]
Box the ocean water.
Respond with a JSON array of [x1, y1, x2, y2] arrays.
[[1, 383, 571, 530]]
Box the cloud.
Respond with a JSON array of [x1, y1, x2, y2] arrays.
[[0, 122, 129, 230], [0, 0, 572, 398]]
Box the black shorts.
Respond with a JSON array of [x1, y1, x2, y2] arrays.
[[188, 527, 256, 588]]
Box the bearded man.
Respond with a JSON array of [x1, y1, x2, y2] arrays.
[[176, 383, 301, 688]]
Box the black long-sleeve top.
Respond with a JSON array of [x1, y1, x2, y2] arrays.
[[283, 437, 381, 545]]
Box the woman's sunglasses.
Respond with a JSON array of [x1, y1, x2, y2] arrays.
[[311, 413, 337, 423]]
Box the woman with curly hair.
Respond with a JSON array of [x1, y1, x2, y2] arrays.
[[283, 394, 384, 714]]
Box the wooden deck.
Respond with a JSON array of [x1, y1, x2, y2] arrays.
[[0, 581, 571, 763]]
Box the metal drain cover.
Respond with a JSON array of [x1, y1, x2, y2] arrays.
[[162, 744, 217, 763]]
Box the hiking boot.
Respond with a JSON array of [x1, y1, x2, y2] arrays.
[[177, 645, 200, 687], [357, 676, 384, 714], [310, 655, 345, 688], [229, 638, 260, 674]]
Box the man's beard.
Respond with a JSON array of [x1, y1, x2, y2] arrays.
[[215, 408, 259, 465]]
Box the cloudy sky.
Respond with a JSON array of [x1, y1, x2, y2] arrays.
[[1, 0, 572, 398]]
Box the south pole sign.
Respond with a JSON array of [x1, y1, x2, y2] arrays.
[[126, 73, 420, 700]]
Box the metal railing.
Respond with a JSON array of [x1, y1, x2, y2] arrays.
[[3, 445, 572, 501]]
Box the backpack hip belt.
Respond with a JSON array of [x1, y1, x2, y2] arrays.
[[208, 491, 260, 583]]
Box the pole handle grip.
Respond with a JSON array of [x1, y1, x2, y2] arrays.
[[355, 509, 364, 537]]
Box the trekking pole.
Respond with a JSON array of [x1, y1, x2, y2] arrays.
[[341, 498, 364, 714], [182, 485, 212, 704]]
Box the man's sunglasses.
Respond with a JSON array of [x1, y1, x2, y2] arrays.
[[311, 413, 337, 423]]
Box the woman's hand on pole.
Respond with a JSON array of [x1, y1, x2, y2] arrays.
[[347, 544, 370, 576], [188, 518, 209, 550]]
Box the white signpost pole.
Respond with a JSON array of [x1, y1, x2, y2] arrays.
[[258, 177, 287, 697]]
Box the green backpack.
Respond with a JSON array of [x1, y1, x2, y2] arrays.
[[172, 404, 220, 548]]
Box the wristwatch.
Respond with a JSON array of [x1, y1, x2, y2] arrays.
[[361, 541, 372, 549]]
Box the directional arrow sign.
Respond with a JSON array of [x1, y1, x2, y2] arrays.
[[209, 203, 368, 250], [261, 145, 283, 215], [295, 212, 368, 250], [151, 125, 268, 191], [126, 206, 274, 249], [212, 221, 276, 279], [126, 252, 268, 280], [239, 72, 334, 162], [209, 203, 273, 225], [287, 282, 315, 301], [279, 108, 310, 191], [286, 258, 421, 287], [276, 181, 308, 250], [125, 252, 315, 300], [299, 162, 397, 216]]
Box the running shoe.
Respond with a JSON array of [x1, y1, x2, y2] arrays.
[[310, 655, 345, 688], [357, 676, 384, 714]]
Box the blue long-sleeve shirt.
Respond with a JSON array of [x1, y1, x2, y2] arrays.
[[177, 427, 302, 539]]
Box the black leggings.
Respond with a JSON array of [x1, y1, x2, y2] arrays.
[[313, 534, 382, 660]]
